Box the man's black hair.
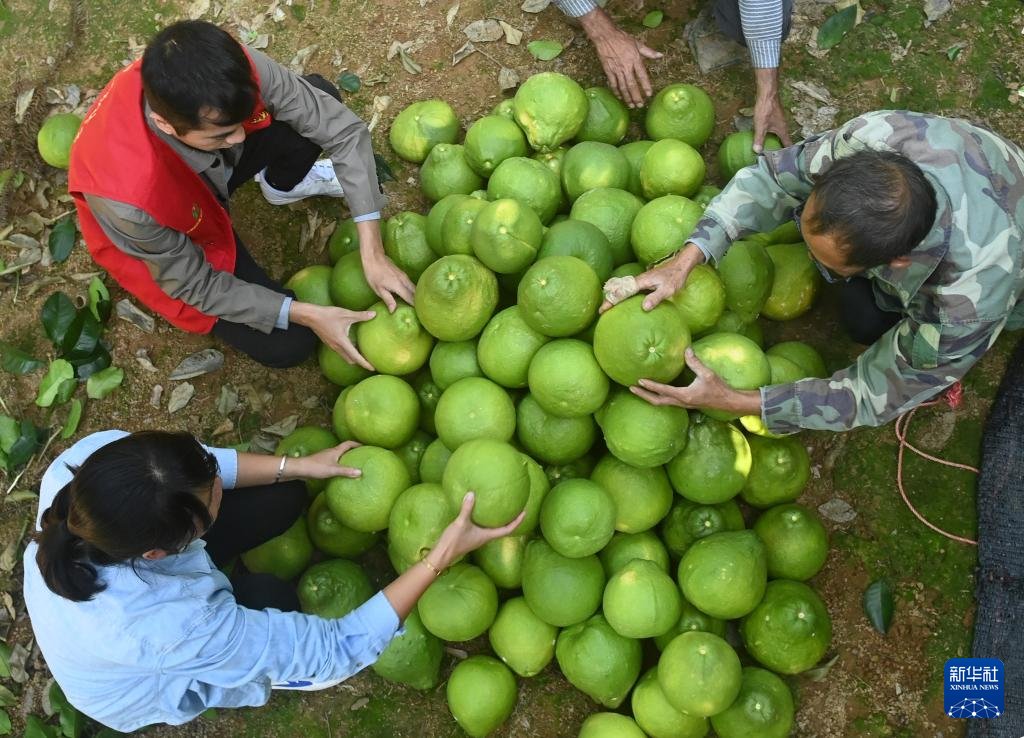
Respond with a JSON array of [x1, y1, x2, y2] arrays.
[[806, 149, 938, 269], [141, 20, 257, 134]]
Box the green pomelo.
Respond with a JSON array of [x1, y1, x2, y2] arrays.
[[754, 503, 828, 580], [690, 332, 771, 420], [658, 631, 741, 718], [513, 72, 589, 152], [372, 609, 443, 690], [434, 376, 516, 448], [576, 86, 630, 144], [740, 579, 832, 674], [640, 138, 706, 199], [603, 559, 682, 639], [519, 455, 551, 536], [579, 713, 647, 738], [537, 219, 614, 282], [766, 340, 827, 378], [660, 497, 745, 559], [611, 261, 644, 279], [516, 393, 596, 465], [331, 387, 355, 441], [693, 184, 722, 209], [561, 141, 630, 202], [677, 530, 767, 620], [717, 130, 783, 182], [318, 343, 372, 387], [463, 115, 529, 177], [307, 492, 379, 558], [540, 479, 617, 558], [329, 250, 377, 310], [389, 99, 459, 163], [387, 483, 455, 573], [522, 540, 605, 627], [414, 255, 499, 341], [440, 197, 487, 256], [426, 194, 470, 254], [297, 559, 373, 618], [395, 425, 431, 483], [763, 242, 821, 320], [590, 454, 673, 533], [284, 265, 332, 306], [275, 425, 338, 496], [474, 534, 530, 590], [325, 445, 411, 532], [488, 156, 563, 224], [630, 195, 705, 264], [666, 413, 752, 504], [356, 300, 434, 376], [419, 143, 484, 202], [517, 255, 601, 337], [619, 140, 655, 198], [37, 113, 82, 169], [596, 388, 689, 468], [488, 596, 558, 677], [631, 668, 710, 738], [477, 305, 551, 388], [429, 340, 482, 391], [471, 198, 544, 274], [328, 218, 360, 263], [710, 667, 795, 738], [443, 438, 530, 526], [414, 372, 442, 435], [593, 295, 690, 386], [240, 517, 312, 580], [599, 531, 670, 577], [570, 187, 645, 266], [669, 263, 726, 334], [653, 598, 727, 650], [741, 434, 811, 508], [383, 211, 437, 282], [343, 375, 420, 448], [446, 655, 517, 738], [556, 614, 642, 708], [709, 310, 764, 346], [767, 354, 806, 384], [492, 98, 516, 119], [717, 240, 775, 321], [645, 83, 715, 146], [419, 563, 498, 642], [528, 339, 608, 418], [419, 437, 452, 483]]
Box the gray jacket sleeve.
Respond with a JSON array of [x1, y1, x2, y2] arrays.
[[250, 49, 387, 217], [83, 194, 286, 334]]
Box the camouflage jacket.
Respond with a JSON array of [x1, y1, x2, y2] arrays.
[[688, 111, 1024, 433]]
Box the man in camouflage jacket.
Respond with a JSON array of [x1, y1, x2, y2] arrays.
[[624, 110, 1024, 434]]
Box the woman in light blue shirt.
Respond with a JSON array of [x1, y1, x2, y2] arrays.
[[23, 429, 520, 732]]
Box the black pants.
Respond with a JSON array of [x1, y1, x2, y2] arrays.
[[839, 277, 902, 345], [211, 74, 343, 368], [203, 480, 308, 611], [713, 0, 796, 46]]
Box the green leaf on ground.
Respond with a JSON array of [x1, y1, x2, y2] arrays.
[[60, 313, 101, 362], [338, 72, 361, 93], [86, 366, 123, 400], [24, 716, 57, 738], [0, 417, 16, 456], [48, 683, 70, 716], [41, 293, 76, 346], [863, 578, 894, 634], [642, 10, 663, 28], [0, 685, 14, 708], [87, 277, 111, 324], [527, 39, 563, 60], [290, 3, 306, 20], [61, 399, 83, 439], [37, 360, 76, 408], [0, 343, 43, 375], [946, 41, 967, 61], [817, 4, 857, 50], [0, 707, 11, 735], [7, 420, 43, 468], [59, 708, 82, 738], [47, 218, 77, 264], [0, 642, 10, 678], [70, 343, 112, 379], [374, 153, 397, 183]]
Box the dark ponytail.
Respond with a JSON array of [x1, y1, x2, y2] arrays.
[[34, 432, 219, 602]]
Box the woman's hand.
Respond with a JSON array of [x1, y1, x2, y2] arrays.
[[428, 493, 526, 569], [356, 219, 415, 312], [629, 348, 763, 416], [289, 302, 376, 371], [298, 440, 364, 480]]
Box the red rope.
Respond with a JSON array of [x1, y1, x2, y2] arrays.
[[894, 381, 978, 546]]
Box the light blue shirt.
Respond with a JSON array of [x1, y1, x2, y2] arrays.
[[23, 430, 400, 732]]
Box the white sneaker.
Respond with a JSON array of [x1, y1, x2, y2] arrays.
[[256, 159, 345, 204]]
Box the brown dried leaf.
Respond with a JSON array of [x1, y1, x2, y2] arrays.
[[446, 2, 460, 28], [289, 44, 319, 74], [499, 20, 523, 45], [463, 19, 503, 42], [521, 0, 550, 12], [498, 67, 520, 91], [187, 0, 211, 20], [453, 41, 476, 65], [15, 88, 35, 125], [350, 697, 369, 711], [399, 48, 422, 74]]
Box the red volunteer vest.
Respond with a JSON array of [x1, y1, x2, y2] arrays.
[[68, 53, 272, 333]]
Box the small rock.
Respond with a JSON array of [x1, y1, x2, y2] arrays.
[[134, 349, 158, 373], [924, 0, 951, 24], [685, 5, 747, 74], [116, 299, 155, 333], [818, 498, 858, 524], [149, 384, 163, 409], [217, 384, 239, 416], [168, 382, 195, 414], [262, 414, 299, 437], [350, 697, 369, 711], [212, 418, 234, 436], [169, 348, 224, 380], [498, 67, 520, 91], [464, 19, 503, 43]]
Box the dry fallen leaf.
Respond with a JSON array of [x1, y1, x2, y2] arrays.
[[399, 47, 422, 74], [498, 67, 520, 91], [15, 88, 35, 125], [464, 19, 503, 43], [499, 20, 523, 45], [187, 0, 211, 20], [168, 382, 196, 414], [521, 0, 550, 12], [367, 95, 392, 132], [453, 41, 477, 65], [446, 2, 460, 28], [289, 44, 319, 74]]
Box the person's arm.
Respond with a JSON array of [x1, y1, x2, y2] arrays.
[[232, 441, 363, 488], [738, 0, 792, 151]]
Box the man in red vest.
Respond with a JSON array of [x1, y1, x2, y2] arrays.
[[69, 20, 413, 369]]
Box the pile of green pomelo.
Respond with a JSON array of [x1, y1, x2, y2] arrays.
[[250, 71, 829, 738]]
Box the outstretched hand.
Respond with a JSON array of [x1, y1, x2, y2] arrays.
[[599, 244, 705, 313], [362, 251, 416, 313], [629, 347, 762, 417], [301, 440, 364, 479], [432, 493, 525, 565], [580, 9, 663, 109]]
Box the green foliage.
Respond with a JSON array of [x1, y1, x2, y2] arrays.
[[642, 10, 663, 28], [527, 40, 563, 61], [61, 399, 83, 439], [36, 360, 75, 408], [87, 278, 111, 324], [0, 342, 43, 375], [85, 366, 123, 400], [817, 5, 857, 50], [41, 293, 76, 346], [338, 72, 361, 93], [863, 579, 894, 634], [47, 218, 77, 264]]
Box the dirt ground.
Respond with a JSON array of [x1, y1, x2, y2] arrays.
[[1, 0, 1023, 736]]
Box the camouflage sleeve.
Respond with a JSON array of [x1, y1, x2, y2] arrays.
[[760, 316, 1007, 433]]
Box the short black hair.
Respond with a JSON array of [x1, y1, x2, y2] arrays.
[[141, 20, 257, 134], [806, 149, 937, 269]]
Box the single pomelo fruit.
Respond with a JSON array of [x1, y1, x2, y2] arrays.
[[343, 375, 420, 448], [741, 434, 811, 508], [619, 140, 655, 199], [387, 482, 455, 573], [763, 242, 822, 320], [439, 197, 487, 256], [556, 613, 642, 708], [414, 372, 442, 435], [325, 445, 411, 532], [694, 184, 722, 208], [540, 478, 617, 559], [443, 438, 530, 526], [516, 393, 596, 465], [599, 531, 670, 577], [474, 533, 530, 589], [519, 455, 551, 536], [658, 630, 742, 718], [630, 195, 705, 265], [396, 428, 431, 484], [419, 143, 484, 202], [690, 332, 771, 420], [297, 559, 373, 618], [710, 310, 764, 346], [645, 83, 715, 146], [522, 539, 605, 627], [463, 114, 529, 177], [307, 492, 379, 558], [570, 187, 645, 266], [488, 596, 558, 677], [446, 655, 517, 738], [275, 425, 339, 498], [660, 497, 745, 559], [517, 255, 602, 337], [710, 667, 795, 738], [328, 218, 360, 263], [356, 300, 434, 376], [528, 339, 609, 418], [434, 376, 516, 448], [284, 265, 332, 306], [389, 99, 459, 163], [653, 597, 727, 651], [766, 354, 807, 384], [640, 138, 706, 200], [471, 198, 544, 274], [576, 86, 630, 144], [37, 113, 82, 169], [766, 340, 827, 378], [240, 517, 312, 580], [319, 342, 372, 388], [537, 220, 614, 282], [426, 194, 470, 254], [631, 668, 710, 738], [415, 255, 498, 341], [677, 530, 768, 620], [611, 261, 645, 279], [544, 453, 599, 487], [593, 295, 690, 386], [590, 454, 673, 534], [669, 263, 727, 334], [513, 72, 589, 152], [717, 240, 775, 322], [477, 305, 551, 389], [561, 141, 630, 202], [579, 713, 647, 738], [419, 563, 498, 641], [492, 98, 516, 119], [331, 387, 355, 441], [429, 340, 482, 390], [717, 130, 783, 182], [666, 413, 752, 504], [329, 250, 377, 310], [419, 437, 452, 484], [595, 388, 689, 468], [603, 558, 682, 639], [754, 503, 829, 581], [383, 211, 437, 282], [488, 156, 563, 224], [372, 609, 443, 690]]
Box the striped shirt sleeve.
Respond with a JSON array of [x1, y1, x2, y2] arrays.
[[739, 0, 784, 68], [552, 0, 599, 17]]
